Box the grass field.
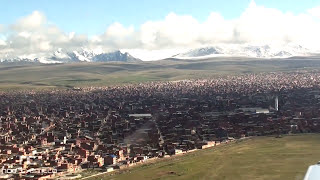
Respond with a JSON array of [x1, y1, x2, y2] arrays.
[[86, 134, 320, 180], [1, 57, 320, 90]]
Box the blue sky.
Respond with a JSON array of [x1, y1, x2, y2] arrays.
[[1, 0, 320, 60], [1, 0, 320, 35]]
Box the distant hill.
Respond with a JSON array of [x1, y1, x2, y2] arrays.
[[1, 56, 320, 90]]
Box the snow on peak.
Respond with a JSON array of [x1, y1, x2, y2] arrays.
[[175, 47, 223, 57], [0, 48, 142, 64], [173, 44, 312, 59]]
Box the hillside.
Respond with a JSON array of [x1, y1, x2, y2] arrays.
[[85, 134, 320, 180], [1, 57, 320, 90]]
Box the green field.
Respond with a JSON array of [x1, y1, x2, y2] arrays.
[[87, 134, 320, 180], [1, 57, 320, 90]]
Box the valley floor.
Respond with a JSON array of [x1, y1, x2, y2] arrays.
[[2, 58, 320, 90]]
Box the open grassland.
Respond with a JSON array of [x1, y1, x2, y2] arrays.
[[86, 134, 320, 180], [1, 57, 320, 90]]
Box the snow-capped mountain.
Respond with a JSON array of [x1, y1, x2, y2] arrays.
[[173, 44, 311, 59], [0, 48, 142, 64], [92, 51, 140, 62], [173, 47, 223, 57], [0, 44, 315, 63]]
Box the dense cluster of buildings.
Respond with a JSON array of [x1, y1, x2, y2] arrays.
[[1, 71, 320, 179]]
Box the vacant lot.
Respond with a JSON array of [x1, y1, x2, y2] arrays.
[[87, 134, 320, 180]]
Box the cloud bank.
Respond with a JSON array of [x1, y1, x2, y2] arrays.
[[1, 1, 320, 60]]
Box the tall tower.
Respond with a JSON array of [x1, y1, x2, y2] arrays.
[[275, 96, 279, 111]]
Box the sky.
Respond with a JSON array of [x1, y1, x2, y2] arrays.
[[1, 0, 320, 35], [1, 0, 320, 60]]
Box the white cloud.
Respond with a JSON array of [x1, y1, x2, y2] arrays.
[[140, 13, 200, 49], [135, 1, 320, 50], [0, 39, 5, 46], [69, 32, 75, 39], [12, 11, 46, 31], [0, 25, 6, 47], [88, 22, 141, 51], [106, 23, 134, 38], [308, 6, 320, 19], [1, 11, 89, 58], [1, 1, 320, 60]]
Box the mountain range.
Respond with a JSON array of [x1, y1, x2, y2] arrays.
[[0, 49, 142, 64], [0, 44, 315, 64], [173, 44, 311, 59]]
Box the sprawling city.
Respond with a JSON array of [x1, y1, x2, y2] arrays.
[[1, 71, 320, 179]]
